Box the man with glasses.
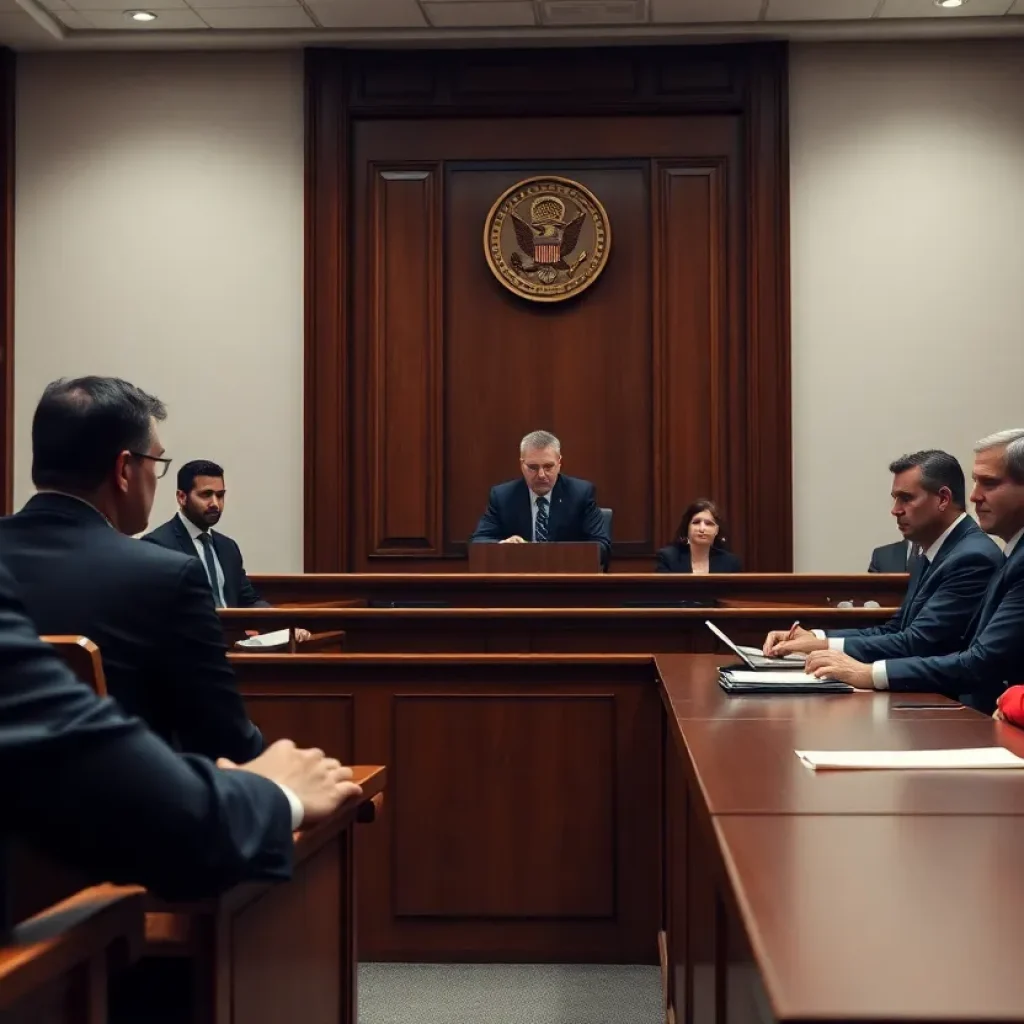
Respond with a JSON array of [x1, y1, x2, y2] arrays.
[[0, 376, 262, 762]]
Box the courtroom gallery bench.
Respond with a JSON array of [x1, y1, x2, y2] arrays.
[[0, 884, 144, 1024]]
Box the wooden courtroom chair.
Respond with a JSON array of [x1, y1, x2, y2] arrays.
[[0, 885, 144, 1024], [40, 636, 107, 696]]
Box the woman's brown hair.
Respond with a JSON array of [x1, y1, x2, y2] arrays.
[[674, 499, 728, 550]]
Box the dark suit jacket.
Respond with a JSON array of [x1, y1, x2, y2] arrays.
[[868, 539, 911, 573], [0, 558, 291, 907], [827, 517, 1001, 663], [885, 534, 1024, 712], [142, 516, 270, 608], [654, 545, 743, 574], [469, 475, 611, 566], [0, 494, 262, 763]]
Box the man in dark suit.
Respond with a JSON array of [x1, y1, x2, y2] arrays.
[[0, 376, 262, 763], [0, 558, 359, 906], [765, 450, 1001, 662], [868, 538, 914, 573], [144, 460, 270, 609], [469, 430, 611, 567], [807, 431, 1024, 714]]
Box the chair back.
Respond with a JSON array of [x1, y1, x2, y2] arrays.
[[39, 636, 107, 696], [599, 507, 613, 541]]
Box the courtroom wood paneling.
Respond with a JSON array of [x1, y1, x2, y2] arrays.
[[304, 51, 350, 572], [306, 45, 791, 573], [443, 161, 653, 555], [250, 571, 909, 608], [231, 838, 344, 1024], [392, 694, 615, 918], [0, 48, 13, 514], [244, 694, 354, 762], [653, 160, 728, 548], [234, 655, 661, 962], [359, 164, 443, 555], [222, 605, 892, 655]]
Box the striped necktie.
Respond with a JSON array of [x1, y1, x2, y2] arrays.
[[535, 496, 549, 542], [198, 532, 225, 608]]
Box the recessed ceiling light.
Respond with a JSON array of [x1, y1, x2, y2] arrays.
[[934, 0, 965, 8], [126, 10, 157, 21]]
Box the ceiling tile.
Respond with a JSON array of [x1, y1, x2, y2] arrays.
[[879, 0, 1013, 16], [767, 0, 880, 18], [306, 0, 427, 26], [54, 8, 92, 23], [36, 0, 72, 10], [651, 0, 763, 22], [69, 0, 187, 12], [0, 8, 61, 37], [197, 4, 312, 23], [192, 0, 299, 8], [424, 0, 536, 24], [78, 6, 207, 24]]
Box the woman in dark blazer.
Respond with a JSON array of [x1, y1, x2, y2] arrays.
[[655, 499, 742, 574]]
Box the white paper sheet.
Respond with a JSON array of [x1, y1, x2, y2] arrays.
[[795, 747, 1024, 770], [723, 670, 829, 685], [235, 629, 293, 648]]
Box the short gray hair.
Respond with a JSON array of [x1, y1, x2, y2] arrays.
[[520, 430, 560, 457], [975, 428, 1024, 484]]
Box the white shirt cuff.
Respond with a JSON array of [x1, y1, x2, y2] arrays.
[[812, 629, 826, 640], [871, 661, 889, 690], [828, 637, 845, 653], [276, 782, 304, 830]]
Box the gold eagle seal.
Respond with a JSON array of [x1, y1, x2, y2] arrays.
[[483, 176, 611, 303]]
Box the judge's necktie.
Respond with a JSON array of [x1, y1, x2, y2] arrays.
[[198, 532, 226, 608], [535, 496, 549, 543]]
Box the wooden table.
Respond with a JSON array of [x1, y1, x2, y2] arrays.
[[658, 655, 1024, 1024], [0, 885, 144, 1024], [141, 766, 386, 1024]]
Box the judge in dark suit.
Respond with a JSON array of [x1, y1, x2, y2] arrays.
[[0, 557, 360, 905], [807, 431, 1024, 714], [469, 430, 611, 567], [0, 376, 262, 763], [765, 450, 1000, 662], [143, 460, 270, 609], [868, 538, 915, 573], [655, 499, 742, 573]]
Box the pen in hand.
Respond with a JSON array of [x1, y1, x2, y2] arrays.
[[786, 620, 801, 641]]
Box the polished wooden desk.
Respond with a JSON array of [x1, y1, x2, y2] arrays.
[[0, 885, 144, 1024], [714, 815, 1024, 1023], [232, 654, 661, 963], [143, 766, 386, 1024], [250, 572, 908, 608], [221, 606, 893, 654], [657, 655, 1024, 1024]]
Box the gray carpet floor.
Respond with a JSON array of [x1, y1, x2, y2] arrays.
[[358, 963, 661, 1024]]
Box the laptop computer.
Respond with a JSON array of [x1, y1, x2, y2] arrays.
[[704, 620, 807, 670]]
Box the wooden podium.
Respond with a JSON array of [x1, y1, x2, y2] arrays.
[[467, 542, 602, 573]]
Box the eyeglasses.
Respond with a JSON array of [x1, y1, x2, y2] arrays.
[[130, 452, 173, 479]]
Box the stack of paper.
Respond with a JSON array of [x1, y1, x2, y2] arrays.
[[795, 747, 1024, 770], [726, 670, 826, 685], [736, 644, 806, 664], [235, 629, 293, 649]]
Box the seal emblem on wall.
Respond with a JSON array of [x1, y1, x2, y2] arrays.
[[483, 176, 611, 303]]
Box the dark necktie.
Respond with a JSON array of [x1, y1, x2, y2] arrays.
[[535, 496, 549, 542], [198, 532, 225, 608]]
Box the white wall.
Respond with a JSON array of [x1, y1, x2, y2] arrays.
[[790, 39, 1024, 571], [14, 51, 305, 572]]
